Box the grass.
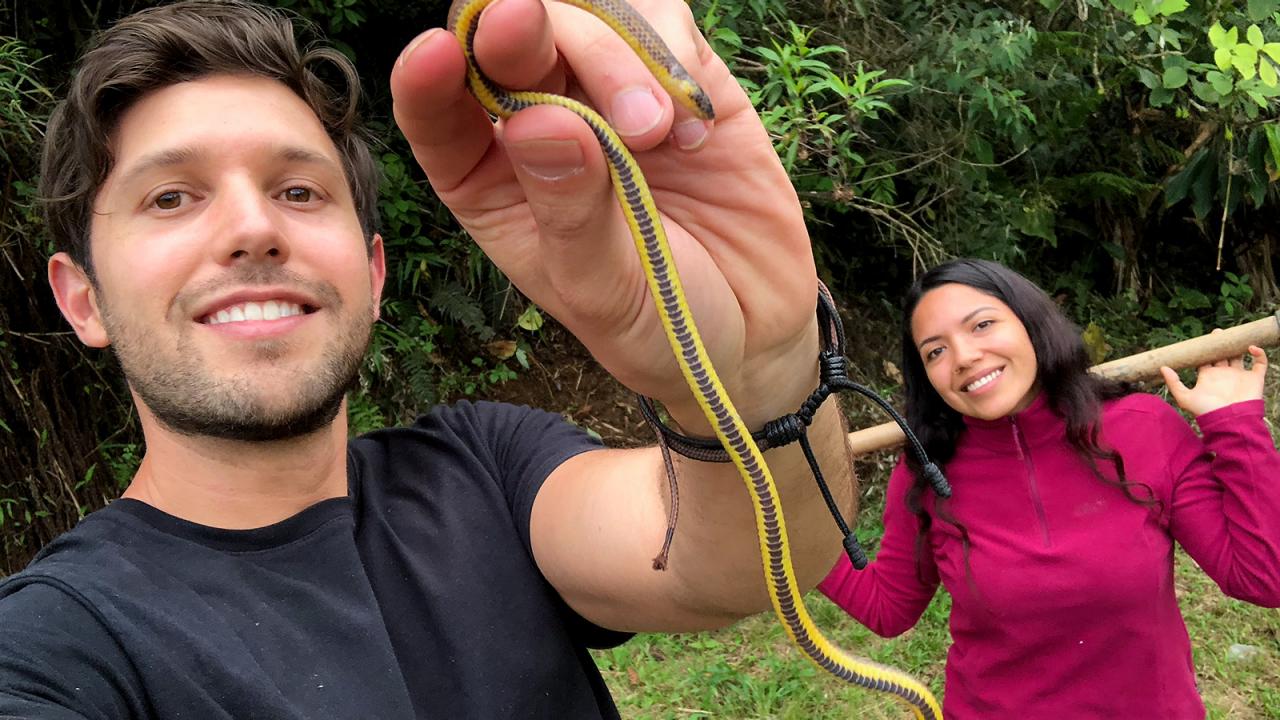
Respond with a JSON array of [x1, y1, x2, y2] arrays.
[[593, 532, 1279, 719], [592, 397, 1280, 719]]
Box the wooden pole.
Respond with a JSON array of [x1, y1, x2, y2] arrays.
[[846, 311, 1280, 456]]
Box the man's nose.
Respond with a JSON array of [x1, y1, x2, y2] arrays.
[[209, 183, 290, 264]]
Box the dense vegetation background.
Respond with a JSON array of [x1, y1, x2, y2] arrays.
[[2, 0, 1278, 715], [4, 0, 1279, 564]]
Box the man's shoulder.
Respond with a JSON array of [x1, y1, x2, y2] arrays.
[[348, 400, 600, 482], [0, 515, 124, 661], [0, 575, 95, 623], [1, 505, 137, 597], [356, 400, 585, 444]]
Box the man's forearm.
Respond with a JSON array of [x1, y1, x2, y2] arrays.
[[661, 396, 854, 620]]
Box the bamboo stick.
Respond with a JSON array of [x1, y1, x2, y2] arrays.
[[846, 311, 1280, 456]]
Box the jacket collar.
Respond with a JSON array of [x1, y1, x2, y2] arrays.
[[959, 391, 1065, 449]]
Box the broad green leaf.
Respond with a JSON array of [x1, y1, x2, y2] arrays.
[[1165, 147, 1207, 206], [1137, 67, 1161, 89], [1264, 43, 1280, 63], [1207, 70, 1234, 95], [1247, 0, 1280, 20], [1228, 27, 1239, 46], [1133, 7, 1151, 24], [1156, 0, 1188, 15], [1247, 168, 1268, 207], [1247, 25, 1265, 48], [1191, 81, 1220, 104], [1233, 46, 1259, 79], [1162, 65, 1188, 88], [712, 28, 742, 49], [970, 136, 995, 165], [1261, 58, 1279, 87], [1209, 23, 1228, 50], [1265, 124, 1280, 172], [1149, 86, 1175, 106], [1216, 48, 1234, 71], [516, 305, 544, 332], [1109, 0, 1136, 11]]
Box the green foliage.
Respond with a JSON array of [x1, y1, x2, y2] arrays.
[[275, 0, 367, 33], [695, 0, 1278, 333], [359, 141, 542, 427], [0, 40, 54, 165]]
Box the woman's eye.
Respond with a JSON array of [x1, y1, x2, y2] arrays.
[[975, 319, 993, 330], [154, 191, 183, 210], [925, 347, 943, 361], [282, 187, 313, 203]]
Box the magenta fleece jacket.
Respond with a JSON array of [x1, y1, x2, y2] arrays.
[[819, 394, 1280, 719]]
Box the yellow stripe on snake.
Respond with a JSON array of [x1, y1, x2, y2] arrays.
[[446, 0, 942, 717]]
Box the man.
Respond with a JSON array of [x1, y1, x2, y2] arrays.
[[0, 0, 853, 716]]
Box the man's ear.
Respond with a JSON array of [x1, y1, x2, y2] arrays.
[[369, 233, 386, 323], [48, 252, 109, 348]]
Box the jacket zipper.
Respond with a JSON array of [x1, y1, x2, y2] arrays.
[[1011, 419, 1051, 546]]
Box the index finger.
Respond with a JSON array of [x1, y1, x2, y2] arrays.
[[391, 29, 495, 194]]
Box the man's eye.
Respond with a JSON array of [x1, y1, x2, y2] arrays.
[[154, 191, 183, 210], [283, 187, 313, 203]]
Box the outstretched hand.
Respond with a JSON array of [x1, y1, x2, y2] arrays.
[[389, 0, 818, 433], [1160, 334, 1268, 417]]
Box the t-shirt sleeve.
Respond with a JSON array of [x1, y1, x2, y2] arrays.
[[443, 401, 622, 647], [464, 401, 605, 557], [0, 581, 139, 720]]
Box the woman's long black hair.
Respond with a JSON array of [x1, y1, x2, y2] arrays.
[[900, 259, 1157, 575]]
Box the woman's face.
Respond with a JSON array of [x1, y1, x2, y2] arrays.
[[910, 283, 1039, 421]]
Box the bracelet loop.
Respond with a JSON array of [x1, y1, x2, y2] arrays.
[[640, 281, 950, 572]]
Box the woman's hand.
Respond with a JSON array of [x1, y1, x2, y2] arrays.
[[1160, 334, 1268, 417]]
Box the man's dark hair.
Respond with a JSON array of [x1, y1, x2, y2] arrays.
[[39, 0, 380, 277]]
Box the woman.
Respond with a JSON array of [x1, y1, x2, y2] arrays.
[[820, 258, 1280, 718]]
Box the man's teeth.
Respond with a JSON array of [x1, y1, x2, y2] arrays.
[[964, 369, 1002, 392], [204, 301, 305, 325]]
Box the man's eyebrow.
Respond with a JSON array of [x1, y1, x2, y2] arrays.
[[115, 147, 203, 189], [276, 145, 341, 170], [916, 306, 998, 349], [114, 145, 341, 189]]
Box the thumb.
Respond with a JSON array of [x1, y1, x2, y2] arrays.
[[1161, 366, 1190, 404], [1249, 345, 1269, 377]]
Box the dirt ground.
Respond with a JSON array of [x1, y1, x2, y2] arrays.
[[486, 324, 655, 448]]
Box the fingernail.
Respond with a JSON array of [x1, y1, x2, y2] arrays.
[[509, 139, 585, 181], [673, 119, 709, 150], [397, 29, 440, 70], [610, 87, 663, 137]]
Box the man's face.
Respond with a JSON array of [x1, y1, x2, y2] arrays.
[[79, 74, 385, 441]]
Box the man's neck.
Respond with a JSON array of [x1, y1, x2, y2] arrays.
[[122, 409, 351, 530]]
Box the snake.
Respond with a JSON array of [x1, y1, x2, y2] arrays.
[[446, 0, 943, 717]]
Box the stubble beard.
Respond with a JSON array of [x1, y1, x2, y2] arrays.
[[101, 281, 374, 443]]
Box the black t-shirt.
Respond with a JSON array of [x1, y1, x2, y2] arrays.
[[0, 401, 629, 719]]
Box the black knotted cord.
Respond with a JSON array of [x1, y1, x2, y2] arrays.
[[639, 283, 950, 571]]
